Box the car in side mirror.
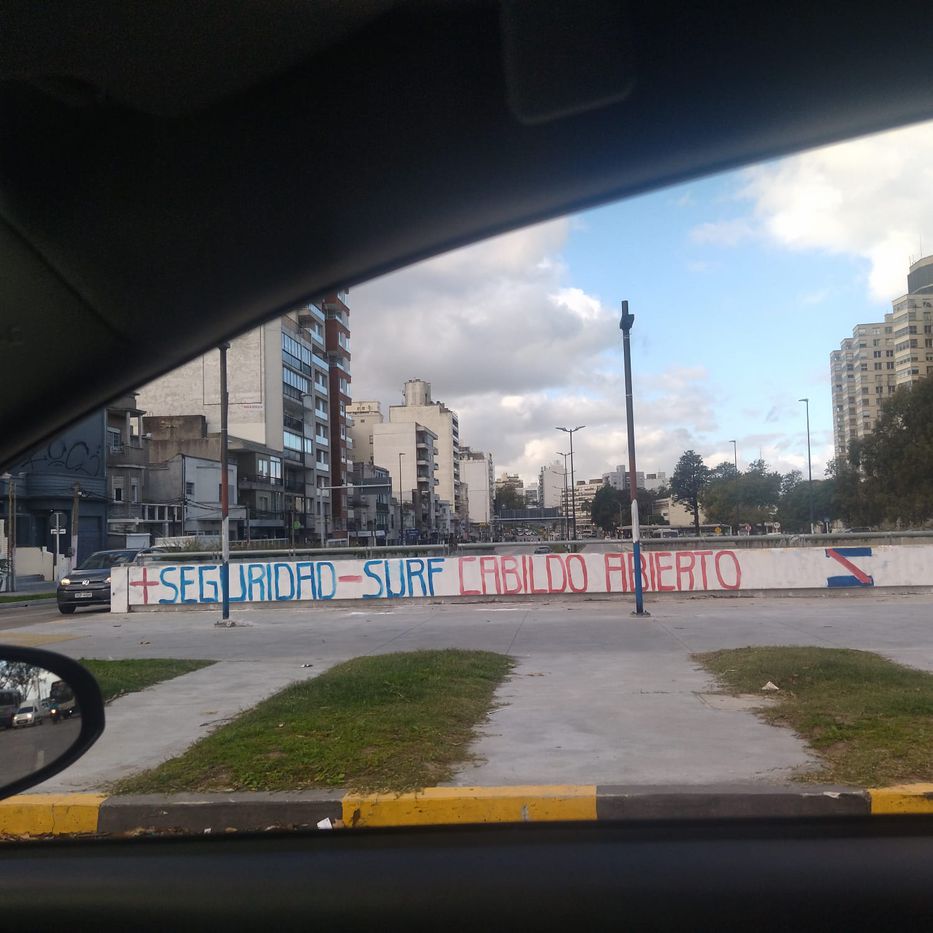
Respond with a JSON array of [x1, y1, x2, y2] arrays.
[[0, 646, 105, 801]]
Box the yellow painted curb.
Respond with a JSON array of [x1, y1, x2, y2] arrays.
[[342, 785, 597, 827], [0, 794, 106, 836], [869, 784, 933, 815]]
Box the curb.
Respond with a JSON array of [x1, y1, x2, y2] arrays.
[[5, 784, 933, 837]]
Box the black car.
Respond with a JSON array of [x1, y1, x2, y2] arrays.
[[56, 549, 155, 614]]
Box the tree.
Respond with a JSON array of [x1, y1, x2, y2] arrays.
[[591, 485, 660, 534], [670, 450, 710, 534], [699, 461, 740, 527], [493, 482, 524, 514], [0, 661, 36, 696], [776, 478, 838, 532], [850, 379, 933, 526]]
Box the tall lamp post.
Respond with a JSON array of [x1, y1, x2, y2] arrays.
[[620, 300, 648, 616], [556, 426, 585, 540], [729, 439, 739, 535], [218, 342, 231, 625], [556, 451, 570, 540], [397, 452, 406, 541], [799, 398, 814, 533]]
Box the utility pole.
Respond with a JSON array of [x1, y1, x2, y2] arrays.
[[219, 342, 231, 624], [5, 476, 16, 592], [799, 397, 814, 533], [730, 439, 739, 535], [70, 481, 81, 574], [556, 427, 585, 541], [620, 300, 648, 616], [556, 452, 570, 540]]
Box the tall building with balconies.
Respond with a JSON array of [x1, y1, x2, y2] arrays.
[[372, 421, 438, 537], [389, 379, 462, 532], [136, 307, 331, 543], [830, 255, 933, 461], [323, 291, 353, 542]]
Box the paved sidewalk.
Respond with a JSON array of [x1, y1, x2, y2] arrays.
[[34, 660, 325, 792], [6, 593, 931, 790]]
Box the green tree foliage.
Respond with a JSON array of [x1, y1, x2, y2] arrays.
[[590, 485, 662, 534], [701, 458, 784, 528], [493, 481, 524, 514], [775, 478, 838, 532], [847, 379, 933, 526], [670, 450, 710, 534]]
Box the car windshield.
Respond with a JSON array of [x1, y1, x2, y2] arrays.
[[3, 118, 933, 838], [17, 707, 34, 715], [78, 552, 136, 570]]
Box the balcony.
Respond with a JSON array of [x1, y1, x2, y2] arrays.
[[297, 303, 326, 327], [107, 443, 147, 467], [315, 435, 329, 448], [238, 474, 284, 489]]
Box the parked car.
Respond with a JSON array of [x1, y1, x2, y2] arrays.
[[57, 548, 162, 615], [533, 545, 553, 554], [12, 705, 43, 728]]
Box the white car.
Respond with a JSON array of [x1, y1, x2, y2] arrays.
[[12, 705, 44, 728]]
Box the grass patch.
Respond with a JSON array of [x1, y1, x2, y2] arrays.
[[696, 646, 933, 786], [114, 649, 513, 794], [80, 658, 214, 704], [0, 592, 56, 603]]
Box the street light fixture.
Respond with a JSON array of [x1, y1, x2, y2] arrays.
[[556, 426, 585, 540], [619, 300, 647, 616], [799, 398, 814, 533]]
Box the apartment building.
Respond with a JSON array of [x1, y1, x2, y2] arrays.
[[561, 477, 606, 537], [136, 306, 333, 542], [388, 380, 463, 532], [346, 400, 383, 465], [602, 466, 668, 491], [372, 420, 439, 537], [538, 461, 565, 509], [350, 462, 396, 546], [830, 255, 933, 460], [459, 447, 494, 528], [322, 291, 353, 540]]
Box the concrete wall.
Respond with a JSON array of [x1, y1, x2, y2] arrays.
[[113, 544, 931, 609]]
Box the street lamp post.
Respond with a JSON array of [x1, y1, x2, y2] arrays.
[[730, 439, 739, 535], [219, 342, 231, 625], [799, 398, 814, 533], [620, 300, 648, 616], [556, 427, 585, 540], [556, 451, 570, 540], [397, 452, 406, 541]]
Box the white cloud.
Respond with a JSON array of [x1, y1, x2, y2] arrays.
[[690, 218, 755, 247], [726, 120, 933, 300]]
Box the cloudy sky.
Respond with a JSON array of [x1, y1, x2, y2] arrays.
[[350, 119, 933, 487]]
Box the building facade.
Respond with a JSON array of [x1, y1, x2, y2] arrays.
[[460, 447, 494, 529], [562, 477, 606, 537], [538, 461, 565, 509], [136, 306, 334, 543], [603, 466, 668, 491], [323, 292, 353, 542], [372, 421, 439, 538], [388, 380, 462, 532], [830, 255, 933, 460], [346, 400, 383, 465], [350, 462, 395, 546]]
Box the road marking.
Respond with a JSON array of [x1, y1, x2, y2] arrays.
[[342, 785, 597, 827], [868, 783, 933, 814]]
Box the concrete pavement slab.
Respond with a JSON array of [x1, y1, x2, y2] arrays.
[[3, 592, 931, 791]]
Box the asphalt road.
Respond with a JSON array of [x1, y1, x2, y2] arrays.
[[0, 718, 81, 786], [0, 602, 108, 633]]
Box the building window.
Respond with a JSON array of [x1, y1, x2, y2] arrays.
[[112, 478, 124, 502], [284, 430, 303, 452], [107, 428, 122, 451], [130, 479, 139, 503], [185, 481, 195, 496]]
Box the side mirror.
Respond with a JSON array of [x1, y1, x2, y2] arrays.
[[0, 646, 105, 801]]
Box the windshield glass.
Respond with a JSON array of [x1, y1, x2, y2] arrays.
[[3, 118, 933, 836], [78, 551, 136, 570]]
